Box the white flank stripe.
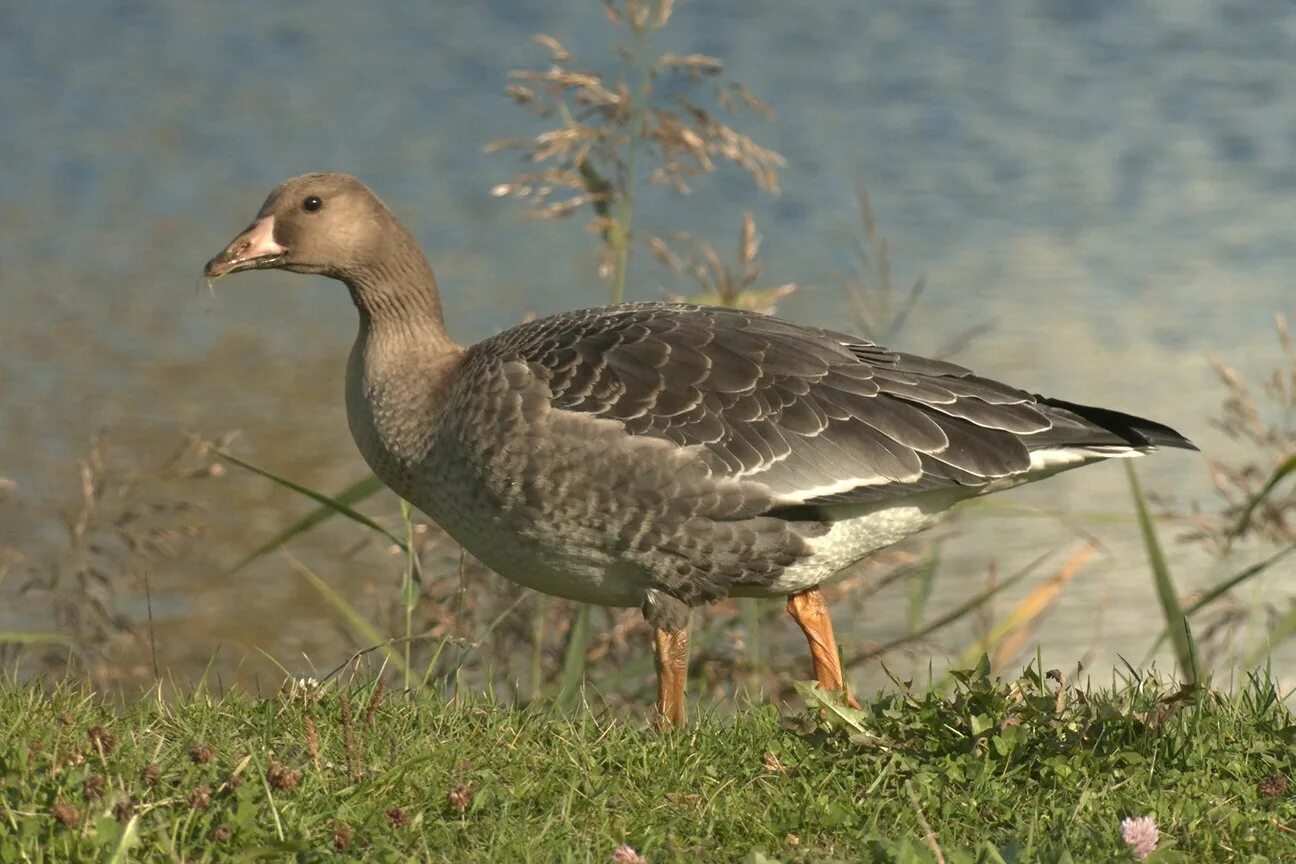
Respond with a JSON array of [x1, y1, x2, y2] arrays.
[[1027, 446, 1141, 473]]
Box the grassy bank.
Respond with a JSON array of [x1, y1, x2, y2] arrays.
[[1, 665, 1291, 863]]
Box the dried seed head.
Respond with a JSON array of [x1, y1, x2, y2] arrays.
[[141, 763, 160, 787], [186, 784, 211, 810], [447, 782, 474, 814], [113, 797, 135, 823], [760, 752, 787, 774], [190, 743, 214, 764], [1259, 773, 1289, 799], [363, 679, 386, 728], [87, 725, 116, 755], [653, 0, 675, 28], [51, 801, 79, 828], [305, 715, 321, 772], [332, 822, 354, 852], [739, 213, 759, 265], [489, 11, 782, 280], [224, 771, 244, 791], [505, 84, 536, 105], [728, 81, 774, 118], [534, 34, 570, 62], [57, 713, 74, 727], [211, 824, 232, 843], [625, 0, 650, 32], [655, 53, 723, 79], [386, 807, 410, 828], [82, 773, 106, 801], [267, 761, 300, 792]]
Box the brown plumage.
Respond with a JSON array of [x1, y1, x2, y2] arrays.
[[205, 172, 1196, 727]]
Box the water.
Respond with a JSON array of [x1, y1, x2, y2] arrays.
[[1, 0, 1293, 692]]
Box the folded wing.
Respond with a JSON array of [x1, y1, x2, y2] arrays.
[[478, 303, 1193, 510]]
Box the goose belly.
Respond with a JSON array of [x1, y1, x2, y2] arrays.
[[429, 495, 649, 608], [731, 496, 957, 598], [377, 445, 650, 608]]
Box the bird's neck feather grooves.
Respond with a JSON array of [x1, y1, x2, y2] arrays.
[[343, 221, 465, 467], [344, 222, 457, 353]]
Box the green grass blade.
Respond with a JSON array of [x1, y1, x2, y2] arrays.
[[215, 450, 406, 551], [106, 814, 140, 864], [906, 545, 939, 633], [741, 598, 763, 672], [1228, 453, 1296, 542], [283, 552, 411, 682], [530, 597, 551, 701], [228, 473, 387, 574], [1143, 543, 1296, 660], [399, 498, 420, 692], [1126, 462, 1196, 683], [1185, 544, 1296, 617], [555, 604, 592, 710], [795, 680, 871, 737]]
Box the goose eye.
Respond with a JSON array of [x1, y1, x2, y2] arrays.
[[302, 195, 323, 213]]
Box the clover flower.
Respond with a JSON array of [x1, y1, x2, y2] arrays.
[[1120, 815, 1158, 859]]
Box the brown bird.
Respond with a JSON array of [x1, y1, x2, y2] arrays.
[[205, 173, 1196, 727]]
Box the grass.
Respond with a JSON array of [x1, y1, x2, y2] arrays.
[[1126, 464, 1197, 686], [2, 665, 1293, 862]]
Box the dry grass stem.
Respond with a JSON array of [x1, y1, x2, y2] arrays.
[[659, 213, 797, 314], [489, 0, 782, 299], [4, 433, 219, 685], [1184, 316, 1294, 551]]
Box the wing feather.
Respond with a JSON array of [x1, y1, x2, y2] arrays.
[[471, 302, 1179, 510]]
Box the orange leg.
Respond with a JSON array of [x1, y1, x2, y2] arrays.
[[787, 586, 860, 708], [652, 627, 691, 729]]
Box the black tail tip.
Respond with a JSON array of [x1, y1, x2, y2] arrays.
[[1041, 397, 1199, 452]]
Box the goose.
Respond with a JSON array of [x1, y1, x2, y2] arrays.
[[204, 172, 1196, 726]]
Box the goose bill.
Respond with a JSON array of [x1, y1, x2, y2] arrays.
[[204, 215, 287, 277]]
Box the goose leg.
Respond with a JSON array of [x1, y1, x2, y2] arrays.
[[652, 627, 690, 729], [787, 586, 859, 708], [643, 588, 692, 729]]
